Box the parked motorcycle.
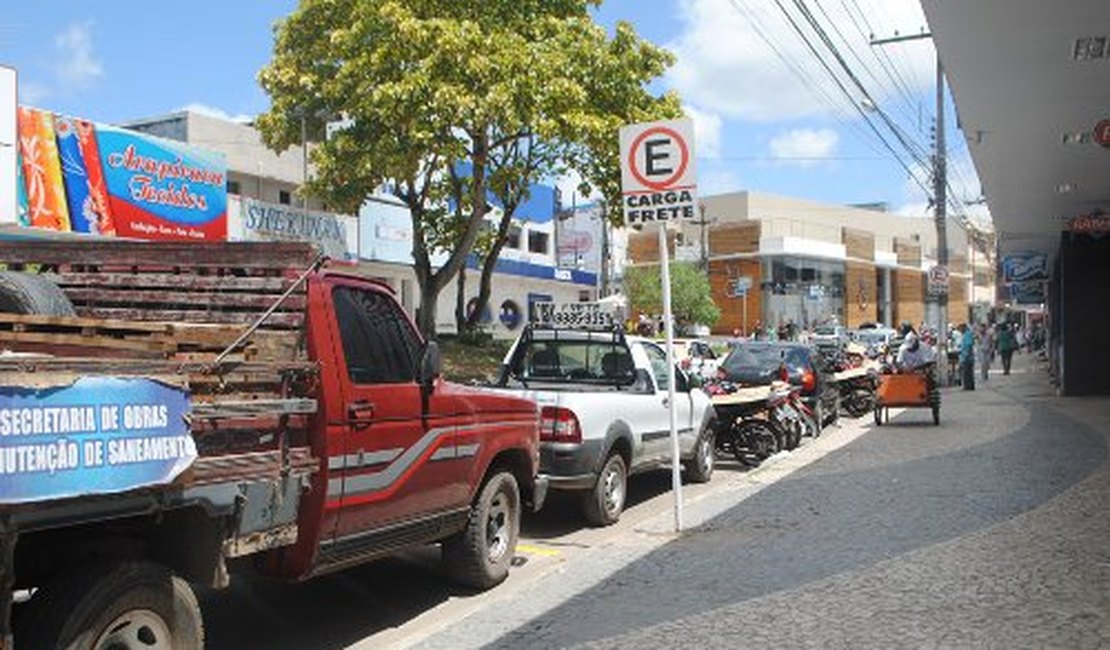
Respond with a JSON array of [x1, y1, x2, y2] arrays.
[[709, 383, 783, 467]]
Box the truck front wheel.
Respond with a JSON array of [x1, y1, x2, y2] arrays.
[[18, 561, 203, 650], [442, 471, 521, 590]]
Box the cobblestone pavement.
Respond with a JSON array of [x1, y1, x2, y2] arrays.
[[412, 354, 1110, 649]]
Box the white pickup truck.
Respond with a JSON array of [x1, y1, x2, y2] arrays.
[[493, 325, 717, 525]]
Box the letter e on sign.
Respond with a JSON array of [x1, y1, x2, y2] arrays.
[[620, 118, 698, 225]]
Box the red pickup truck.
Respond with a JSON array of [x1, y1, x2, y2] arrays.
[[0, 240, 545, 649]]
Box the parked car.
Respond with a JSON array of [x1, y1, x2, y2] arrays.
[[811, 324, 848, 350], [850, 327, 897, 354], [717, 342, 840, 428], [671, 338, 722, 382], [494, 322, 717, 526]]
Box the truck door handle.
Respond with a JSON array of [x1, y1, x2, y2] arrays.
[[661, 397, 670, 407], [348, 401, 376, 425]]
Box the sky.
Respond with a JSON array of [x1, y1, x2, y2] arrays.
[[0, 0, 989, 227]]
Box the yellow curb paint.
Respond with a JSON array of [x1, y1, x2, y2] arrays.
[[515, 544, 561, 557]]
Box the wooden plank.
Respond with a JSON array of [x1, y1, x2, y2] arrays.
[[709, 222, 761, 256], [41, 272, 299, 293], [0, 240, 319, 270], [77, 307, 304, 328], [0, 312, 173, 334], [190, 399, 318, 419], [0, 330, 168, 353], [61, 287, 307, 311], [0, 357, 316, 376]]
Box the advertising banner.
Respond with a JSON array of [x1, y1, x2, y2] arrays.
[[16, 106, 226, 241], [237, 196, 357, 262], [0, 376, 194, 504], [1001, 251, 1049, 283], [556, 204, 603, 274]]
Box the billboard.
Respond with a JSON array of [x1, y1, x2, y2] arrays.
[[556, 204, 604, 274], [16, 106, 226, 241]]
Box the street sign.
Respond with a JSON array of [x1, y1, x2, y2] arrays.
[[619, 118, 698, 225], [618, 117, 699, 533], [728, 276, 752, 298], [927, 264, 949, 296], [1095, 119, 1110, 148]]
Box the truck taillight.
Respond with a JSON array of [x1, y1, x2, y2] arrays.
[[802, 369, 816, 392], [540, 406, 582, 444]]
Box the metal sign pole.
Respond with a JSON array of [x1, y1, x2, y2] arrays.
[[659, 224, 683, 533]]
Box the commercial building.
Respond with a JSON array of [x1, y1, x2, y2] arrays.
[[628, 190, 995, 335]]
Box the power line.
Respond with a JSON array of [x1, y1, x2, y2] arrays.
[[773, 0, 932, 197]]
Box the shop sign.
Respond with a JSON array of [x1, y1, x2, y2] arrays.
[[16, 106, 226, 240], [1001, 251, 1049, 283], [1067, 213, 1110, 233], [240, 197, 356, 262]]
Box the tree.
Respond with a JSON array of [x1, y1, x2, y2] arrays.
[[257, 0, 680, 337], [624, 262, 721, 332]]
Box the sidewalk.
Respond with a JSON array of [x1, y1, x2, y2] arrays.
[[420, 352, 1110, 649]]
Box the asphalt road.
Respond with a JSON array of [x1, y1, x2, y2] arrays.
[[202, 354, 1110, 649]]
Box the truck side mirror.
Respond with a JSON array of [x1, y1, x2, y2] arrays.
[[419, 341, 442, 388]]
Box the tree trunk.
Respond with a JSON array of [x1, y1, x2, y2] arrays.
[[410, 131, 492, 339], [454, 263, 468, 334], [465, 201, 517, 331]]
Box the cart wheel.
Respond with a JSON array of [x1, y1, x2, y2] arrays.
[[873, 407, 882, 426], [932, 405, 940, 426]]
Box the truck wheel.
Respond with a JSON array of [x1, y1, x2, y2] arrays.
[[583, 453, 627, 526], [442, 471, 520, 590], [0, 271, 75, 316], [684, 423, 716, 483], [18, 561, 202, 650]]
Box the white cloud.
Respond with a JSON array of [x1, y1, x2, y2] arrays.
[[19, 81, 49, 106], [699, 168, 744, 196], [177, 103, 254, 124], [683, 104, 722, 159], [768, 128, 839, 165], [667, 0, 934, 121], [54, 22, 103, 89]]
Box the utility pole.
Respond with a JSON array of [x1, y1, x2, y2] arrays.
[[872, 31, 950, 381], [599, 200, 610, 297], [693, 203, 713, 271]]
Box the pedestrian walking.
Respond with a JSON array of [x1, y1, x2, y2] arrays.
[[997, 322, 1018, 375], [976, 323, 992, 382], [958, 323, 975, 390]]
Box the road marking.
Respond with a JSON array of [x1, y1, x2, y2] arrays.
[[516, 544, 561, 558]]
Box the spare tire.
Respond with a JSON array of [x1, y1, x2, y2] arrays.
[[0, 271, 75, 316]]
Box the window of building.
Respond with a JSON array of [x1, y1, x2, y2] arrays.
[[507, 226, 522, 249], [332, 286, 421, 384], [279, 190, 292, 205], [227, 180, 241, 195], [528, 230, 549, 255]]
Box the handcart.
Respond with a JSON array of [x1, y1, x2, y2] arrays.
[[873, 365, 940, 426]]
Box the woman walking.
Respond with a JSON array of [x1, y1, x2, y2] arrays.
[[997, 322, 1018, 375], [977, 323, 993, 382]]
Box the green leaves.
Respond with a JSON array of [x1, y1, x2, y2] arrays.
[[625, 262, 721, 329], [258, 0, 681, 333]]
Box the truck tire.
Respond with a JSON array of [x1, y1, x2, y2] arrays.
[[18, 560, 203, 650], [683, 421, 716, 484], [442, 471, 520, 590], [0, 271, 75, 316], [582, 452, 627, 527]]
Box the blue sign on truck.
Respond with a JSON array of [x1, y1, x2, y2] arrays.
[[0, 376, 194, 504]]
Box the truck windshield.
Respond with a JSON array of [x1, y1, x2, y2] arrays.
[[510, 339, 635, 385]]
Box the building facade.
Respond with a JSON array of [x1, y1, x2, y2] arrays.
[[629, 191, 995, 335]]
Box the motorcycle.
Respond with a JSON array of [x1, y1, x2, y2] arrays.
[[828, 348, 881, 419], [767, 385, 805, 449], [709, 382, 783, 467]]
